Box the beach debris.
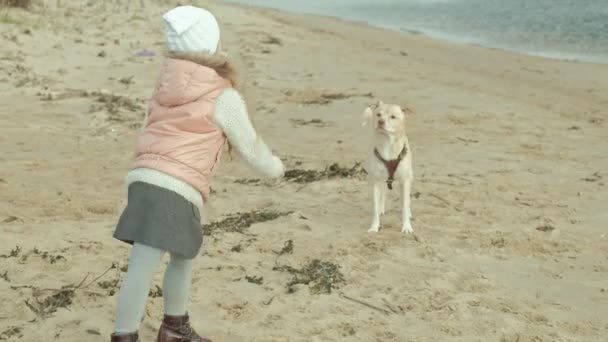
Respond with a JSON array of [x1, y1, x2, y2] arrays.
[[283, 89, 373, 105], [0, 246, 21, 258], [339, 293, 394, 316], [261, 35, 282, 46], [119, 75, 135, 85], [274, 239, 294, 257], [273, 259, 345, 294], [262, 296, 275, 305], [90, 91, 141, 114], [2, 215, 18, 223], [490, 236, 506, 248], [456, 137, 479, 144], [97, 51, 107, 58], [14, 263, 116, 318], [245, 275, 264, 285], [284, 162, 367, 184], [589, 117, 603, 125], [302, 91, 373, 105], [536, 224, 555, 232], [20, 247, 66, 264], [149, 285, 163, 298], [289, 118, 332, 127], [202, 209, 293, 236], [97, 263, 131, 296], [428, 193, 450, 208], [136, 49, 155, 57], [1, 0, 32, 8], [25, 287, 75, 317], [0, 326, 23, 341], [236, 163, 366, 186], [581, 172, 601, 182], [231, 244, 242, 252], [234, 178, 262, 185], [98, 278, 119, 296], [0, 271, 9, 282]]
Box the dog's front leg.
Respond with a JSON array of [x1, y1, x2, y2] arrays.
[[378, 183, 386, 215], [368, 182, 384, 233], [400, 178, 414, 234]]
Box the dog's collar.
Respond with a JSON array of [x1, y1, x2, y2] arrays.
[[374, 145, 408, 190]]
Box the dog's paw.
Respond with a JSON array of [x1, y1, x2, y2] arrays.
[[368, 224, 380, 233], [401, 222, 414, 234]]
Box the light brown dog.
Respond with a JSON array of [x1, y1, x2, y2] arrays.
[[362, 101, 415, 233]]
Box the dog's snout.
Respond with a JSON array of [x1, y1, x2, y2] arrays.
[[377, 119, 385, 126]]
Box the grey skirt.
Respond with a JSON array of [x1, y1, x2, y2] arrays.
[[114, 182, 202, 259]]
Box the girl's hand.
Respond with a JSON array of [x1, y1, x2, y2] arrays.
[[270, 155, 285, 178]]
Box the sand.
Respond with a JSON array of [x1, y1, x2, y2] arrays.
[[1, 1, 607, 341]]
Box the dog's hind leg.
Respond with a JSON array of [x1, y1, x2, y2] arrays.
[[368, 182, 383, 233], [400, 178, 414, 234]]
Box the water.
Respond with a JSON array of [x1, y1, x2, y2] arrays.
[[225, 0, 608, 63]]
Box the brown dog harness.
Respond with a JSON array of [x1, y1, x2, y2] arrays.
[[374, 145, 408, 190]]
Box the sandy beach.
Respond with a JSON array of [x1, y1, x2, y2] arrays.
[[1, 0, 607, 341]]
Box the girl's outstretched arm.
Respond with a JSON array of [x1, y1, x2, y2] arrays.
[[213, 88, 284, 178]]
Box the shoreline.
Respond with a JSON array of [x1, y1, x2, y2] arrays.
[[224, 0, 608, 65]]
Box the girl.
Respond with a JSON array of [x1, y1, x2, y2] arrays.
[[110, 5, 285, 342]]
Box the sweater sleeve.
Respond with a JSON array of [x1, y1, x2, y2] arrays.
[[213, 88, 284, 178]]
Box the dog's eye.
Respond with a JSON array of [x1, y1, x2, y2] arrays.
[[376, 113, 381, 117], [390, 115, 396, 119]]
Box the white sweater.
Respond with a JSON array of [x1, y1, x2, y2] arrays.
[[125, 88, 284, 210]]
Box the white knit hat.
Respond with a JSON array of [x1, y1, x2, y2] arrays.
[[162, 5, 220, 54]]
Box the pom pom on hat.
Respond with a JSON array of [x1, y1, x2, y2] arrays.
[[163, 5, 220, 54]]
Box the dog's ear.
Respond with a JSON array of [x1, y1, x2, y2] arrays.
[[401, 105, 416, 115], [362, 107, 373, 126]]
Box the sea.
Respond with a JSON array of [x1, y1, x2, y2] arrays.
[[225, 0, 608, 64]]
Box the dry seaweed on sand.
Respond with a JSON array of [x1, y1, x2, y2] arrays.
[[581, 171, 602, 182], [25, 286, 76, 317], [20, 247, 66, 264], [16, 263, 116, 318], [98, 278, 120, 296], [0, 326, 23, 341], [289, 118, 332, 127], [274, 239, 294, 257], [0, 245, 21, 258], [234, 178, 262, 185], [202, 209, 293, 236], [0, 0, 32, 8], [301, 91, 373, 105], [273, 259, 346, 294], [149, 285, 163, 298], [284, 162, 367, 184], [89, 91, 142, 115], [245, 275, 264, 285], [261, 35, 283, 46]]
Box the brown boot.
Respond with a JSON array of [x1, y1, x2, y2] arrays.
[[110, 332, 139, 342], [157, 313, 211, 342]]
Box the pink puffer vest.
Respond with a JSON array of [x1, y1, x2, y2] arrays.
[[132, 57, 231, 200]]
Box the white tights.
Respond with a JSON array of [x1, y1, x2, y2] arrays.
[[114, 243, 194, 333]]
